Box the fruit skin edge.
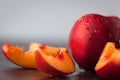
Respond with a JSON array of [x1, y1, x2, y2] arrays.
[[95, 42, 120, 80], [2, 43, 37, 69], [35, 50, 68, 76], [68, 13, 110, 71], [2, 42, 75, 76], [35, 45, 75, 76]]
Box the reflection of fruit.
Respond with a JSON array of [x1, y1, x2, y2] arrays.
[[95, 42, 120, 80], [35, 44, 75, 76], [2, 43, 40, 68], [68, 14, 111, 71]]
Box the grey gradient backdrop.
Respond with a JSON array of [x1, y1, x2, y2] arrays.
[[0, 0, 120, 47]]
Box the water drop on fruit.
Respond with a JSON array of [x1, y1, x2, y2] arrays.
[[94, 29, 100, 34], [89, 34, 94, 40], [85, 26, 89, 30]]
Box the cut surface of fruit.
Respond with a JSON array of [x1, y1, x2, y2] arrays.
[[35, 44, 75, 76], [2, 43, 40, 68], [29, 42, 40, 52], [95, 42, 120, 80], [95, 42, 116, 70]]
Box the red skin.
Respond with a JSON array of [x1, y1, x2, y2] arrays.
[[95, 42, 120, 80], [96, 61, 120, 80], [35, 51, 70, 76], [69, 14, 111, 71], [105, 16, 120, 41], [2, 44, 12, 59]]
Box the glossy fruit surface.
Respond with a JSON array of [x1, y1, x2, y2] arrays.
[[105, 16, 120, 41], [69, 13, 111, 71]]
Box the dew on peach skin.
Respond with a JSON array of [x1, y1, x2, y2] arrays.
[[88, 35, 93, 40], [88, 33, 96, 40], [94, 29, 100, 34], [86, 19, 90, 23], [109, 33, 112, 38], [85, 26, 90, 30], [88, 30, 100, 40]]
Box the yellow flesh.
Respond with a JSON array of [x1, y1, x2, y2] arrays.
[[29, 42, 40, 52], [40, 45, 60, 56], [111, 50, 120, 65], [7, 45, 36, 68], [95, 42, 117, 70], [40, 47, 75, 73]]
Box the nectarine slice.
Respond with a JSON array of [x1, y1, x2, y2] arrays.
[[95, 42, 116, 70], [95, 42, 120, 80], [35, 44, 75, 76], [2, 43, 40, 68]]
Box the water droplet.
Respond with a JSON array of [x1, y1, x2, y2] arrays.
[[86, 19, 90, 23], [94, 29, 100, 34], [109, 33, 112, 38], [85, 26, 89, 30], [89, 34, 94, 40]]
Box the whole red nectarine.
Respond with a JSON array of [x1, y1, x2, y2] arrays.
[[68, 13, 111, 71]]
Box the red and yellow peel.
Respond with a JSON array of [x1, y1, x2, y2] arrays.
[[95, 42, 120, 80], [35, 44, 75, 76]]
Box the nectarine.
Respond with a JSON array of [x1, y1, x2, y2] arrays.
[[2, 43, 40, 68], [95, 42, 120, 80], [68, 13, 111, 71], [35, 44, 75, 76]]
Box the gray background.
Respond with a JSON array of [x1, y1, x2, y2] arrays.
[[0, 0, 120, 47]]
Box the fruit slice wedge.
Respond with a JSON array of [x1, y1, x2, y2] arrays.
[[2, 43, 40, 68], [35, 44, 75, 76], [95, 42, 116, 70], [95, 42, 120, 80]]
